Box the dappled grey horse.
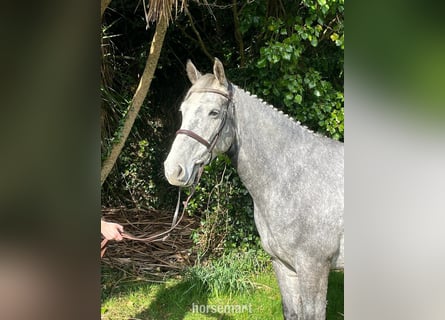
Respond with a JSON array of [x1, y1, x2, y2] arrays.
[[164, 58, 344, 320]]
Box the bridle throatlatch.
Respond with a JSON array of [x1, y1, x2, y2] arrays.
[[101, 83, 234, 258]]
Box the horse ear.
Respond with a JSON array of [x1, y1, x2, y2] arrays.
[[186, 60, 201, 84], [213, 57, 228, 87]]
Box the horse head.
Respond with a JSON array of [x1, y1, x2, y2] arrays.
[[164, 58, 236, 187]]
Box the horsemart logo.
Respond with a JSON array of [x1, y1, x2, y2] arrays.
[[191, 303, 252, 314]]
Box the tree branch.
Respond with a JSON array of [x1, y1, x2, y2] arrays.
[[232, 0, 245, 67], [177, 23, 201, 47], [185, 7, 214, 62]]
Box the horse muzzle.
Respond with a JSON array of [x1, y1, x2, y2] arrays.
[[164, 159, 204, 187]]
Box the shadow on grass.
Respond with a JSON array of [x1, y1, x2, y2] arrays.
[[133, 277, 235, 320]]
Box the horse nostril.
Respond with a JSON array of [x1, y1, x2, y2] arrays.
[[177, 164, 185, 180]]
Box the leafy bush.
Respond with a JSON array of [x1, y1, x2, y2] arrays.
[[236, 0, 344, 140], [186, 155, 259, 254]]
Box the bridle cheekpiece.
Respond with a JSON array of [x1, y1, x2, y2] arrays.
[[176, 82, 234, 155]]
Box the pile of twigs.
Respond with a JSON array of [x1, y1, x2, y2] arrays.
[[101, 207, 199, 278]]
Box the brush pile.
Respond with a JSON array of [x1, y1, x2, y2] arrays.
[[101, 207, 199, 277]]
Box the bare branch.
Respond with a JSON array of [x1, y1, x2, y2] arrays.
[[232, 0, 245, 67], [185, 7, 214, 62]]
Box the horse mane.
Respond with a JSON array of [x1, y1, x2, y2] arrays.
[[233, 84, 328, 140]]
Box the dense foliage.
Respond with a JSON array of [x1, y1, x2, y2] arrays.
[[101, 0, 343, 255], [238, 0, 344, 139]]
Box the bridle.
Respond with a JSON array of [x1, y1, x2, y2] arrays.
[[101, 83, 235, 258], [176, 82, 234, 155]]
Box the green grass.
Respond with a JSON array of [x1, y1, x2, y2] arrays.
[[101, 254, 343, 320], [183, 250, 271, 297], [326, 271, 344, 320]]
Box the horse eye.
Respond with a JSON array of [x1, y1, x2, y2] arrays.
[[209, 110, 219, 117]]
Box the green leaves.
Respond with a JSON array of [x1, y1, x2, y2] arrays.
[[311, 38, 319, 47], [330, 32, 344, 48], [238, 1, 343, 142], [186, 155, 258, 254]]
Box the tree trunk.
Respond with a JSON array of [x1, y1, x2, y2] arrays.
[[100, 17, 168, 186], [101, 0, 112, 18]]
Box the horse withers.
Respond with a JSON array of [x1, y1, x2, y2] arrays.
[[164, 58, 344, 320]]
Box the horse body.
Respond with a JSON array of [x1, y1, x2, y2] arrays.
[[164, 59, 343, 320]]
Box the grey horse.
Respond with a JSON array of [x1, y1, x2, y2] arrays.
[[164, 58, 344, 320]]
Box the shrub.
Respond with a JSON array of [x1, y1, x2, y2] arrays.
[[187, 155, 260, 255]]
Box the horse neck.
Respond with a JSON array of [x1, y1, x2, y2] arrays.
[[228, 87, 311, 198]]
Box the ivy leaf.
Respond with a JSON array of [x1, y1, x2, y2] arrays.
[[294, 94, 303, 104], [257, 58, 267, 68], [321, 4, 329, 14]]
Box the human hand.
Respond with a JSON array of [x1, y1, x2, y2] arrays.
[[101, 220, 124, 241]]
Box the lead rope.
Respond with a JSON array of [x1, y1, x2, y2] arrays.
[[101, 166, 205, 258], [172, 188, 182, 227]]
